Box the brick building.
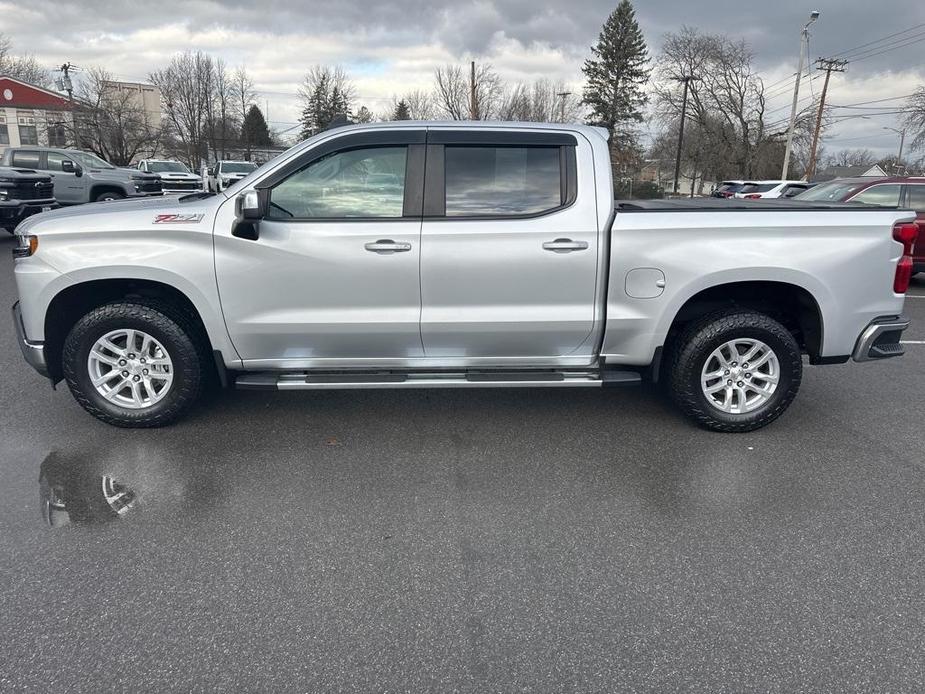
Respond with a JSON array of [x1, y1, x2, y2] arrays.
[[0, 75, 74, 155]]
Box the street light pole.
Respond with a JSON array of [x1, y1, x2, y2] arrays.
[[782, 10, 820, 180]]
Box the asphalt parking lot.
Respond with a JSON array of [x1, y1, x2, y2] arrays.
[[1, 233, 924, 692]]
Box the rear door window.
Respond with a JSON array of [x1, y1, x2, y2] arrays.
[[444, 146, 562, 217], [850, 184, 902, 207]]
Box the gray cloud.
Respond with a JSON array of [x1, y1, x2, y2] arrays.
[[2, 0, 922, 153]]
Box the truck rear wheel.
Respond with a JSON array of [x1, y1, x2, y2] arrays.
[[666, 310, 802, 432], [95, 191, 125, 202], [62, 301, 204, 427]]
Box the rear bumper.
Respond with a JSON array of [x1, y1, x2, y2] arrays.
[[852, 315, 909, 362], [12, 301, 49, 378]]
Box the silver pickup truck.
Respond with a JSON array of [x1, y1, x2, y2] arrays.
[[10, 122, 918, 431]]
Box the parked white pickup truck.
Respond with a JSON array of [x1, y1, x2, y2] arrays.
[[11, 122, 918, 431]]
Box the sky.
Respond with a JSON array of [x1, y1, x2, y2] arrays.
[[1, 0, 923, 156]]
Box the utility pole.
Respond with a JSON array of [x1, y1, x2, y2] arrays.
[[556, 91, 572, 122], [884, 126, 907, 171], [782, 10, 820, 180], [469, 61, 478, 120], [804, 57, 847, 180], [672, 75, 698, 195]]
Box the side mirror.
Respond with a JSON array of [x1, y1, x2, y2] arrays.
[[61, 160, 75, 173], [74, 163, 83, 177], [238, 189, 266, 220], [232, 189, 267, 240]]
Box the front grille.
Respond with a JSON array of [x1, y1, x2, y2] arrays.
[[163, 181, 200, 191], [136, 180, 163, 193], [11, 180, 54, 200]]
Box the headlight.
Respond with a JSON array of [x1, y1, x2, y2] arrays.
[[0, 189, 8, 201]]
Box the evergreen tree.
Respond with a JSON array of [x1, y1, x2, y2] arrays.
[[392, 99, 411, 121], [242, 104, 272, 149], [582, 0, 649, 158]]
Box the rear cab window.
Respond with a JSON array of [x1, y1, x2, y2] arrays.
[[11, 150, 41, 169]]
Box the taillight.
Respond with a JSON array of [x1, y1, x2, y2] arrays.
[[893, 222, 919, 293]]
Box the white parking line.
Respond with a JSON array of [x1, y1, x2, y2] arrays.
[[905, 295, 925, 299], [901, 341, 925, 344]]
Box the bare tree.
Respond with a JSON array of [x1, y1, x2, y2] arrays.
[[498, 79, 583, 122], [0, 33, 50, 87], [149, 51, 215, 168], [232, 66, 257, 157], [824, 148, 876, 168], [433, 63, 503, 120], [653, 27, 813, 180], [904, 87, 925, 153], [71, 67, 162, 165]]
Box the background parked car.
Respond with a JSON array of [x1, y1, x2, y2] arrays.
[[796, 176, 925, 274], [0, 166, 57, 233], [206, 160, 258, 192], [136, 159, 204, 194], [735, 180, 816, 199], [712, 180, 745, 198], [0, 147, 162, 203]]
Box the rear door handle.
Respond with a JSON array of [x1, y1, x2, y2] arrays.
[[542, 238, 589, 253], [364, 239, 412, 254]]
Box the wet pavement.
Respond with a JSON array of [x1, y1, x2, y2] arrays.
[[2, 234, 924, 691]]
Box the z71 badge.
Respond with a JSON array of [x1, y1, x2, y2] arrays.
[[153, 213, 204, 224]]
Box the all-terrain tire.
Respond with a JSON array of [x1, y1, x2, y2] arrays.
[[667, 310, 803, 433], [62, 301, 205, 427]]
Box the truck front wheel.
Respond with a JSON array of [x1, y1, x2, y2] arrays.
[[667, 310, 802, 432], [62, 302, 204, 427], [95, 191, 125, 202]]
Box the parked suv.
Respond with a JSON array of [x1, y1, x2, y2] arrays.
[[796, 177, 925, 274], [136, 159, 203, 194], [206, 160, 257, 192], [735, 180, 815, 199], [0, 147, 162, 204], [0, 166, 57, 233]]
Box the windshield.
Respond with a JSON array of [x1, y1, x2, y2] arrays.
[[146, 161, 191, 173], [70, 151, 115, 169], [794, 180, 866, 201], [221, 162, 257, 174]]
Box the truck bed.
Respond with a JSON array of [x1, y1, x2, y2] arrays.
[[615, 198, 909, 212]]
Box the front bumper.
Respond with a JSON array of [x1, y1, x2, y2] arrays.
[[852, 315, 909, 362], [0, 199, 59, 231], [12, 301, 49, 378]]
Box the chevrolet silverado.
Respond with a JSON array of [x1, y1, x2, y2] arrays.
[[10, 122, 918, 431]]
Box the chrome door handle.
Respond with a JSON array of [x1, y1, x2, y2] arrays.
[[364, 239, 412, 254], [542, 238, 589, 253]]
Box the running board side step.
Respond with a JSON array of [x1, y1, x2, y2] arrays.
[[235, 369, 642, 391]]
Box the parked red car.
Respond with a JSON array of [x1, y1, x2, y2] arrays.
[[796, 177, 925, 275]]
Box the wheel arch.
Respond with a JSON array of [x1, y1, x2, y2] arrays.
[[661, 279, 826, 365], [43, 278, 221, 383]]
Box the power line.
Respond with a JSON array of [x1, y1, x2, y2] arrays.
[[848, 32, 925, 63], [833, 23, 925, 59]]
